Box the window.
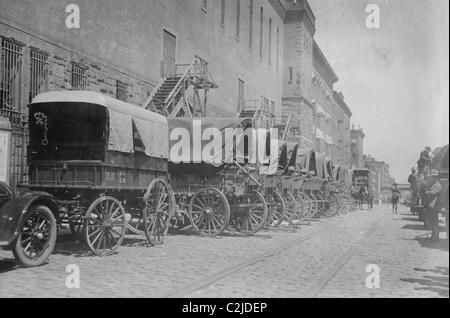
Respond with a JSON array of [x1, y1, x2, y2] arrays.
[[71, 62, 87, 91], [116, 80, 128, 102], [259, 7, 263, 61], [236, 0, 240, 39], [276, 27, 280, 72], [0, 38, 23, 112], [268, 18, 272, 65], [29, 49, 48, 102], [249, 0, 254, 49], [201, 0, 207, 12], [238, 79, 244, 112], [288, 67, 293, 84], [220, 0, 225, 26], [271, 100, 275, 115]]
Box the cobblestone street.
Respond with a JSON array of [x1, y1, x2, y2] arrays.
[[0, 205, 448, 298]]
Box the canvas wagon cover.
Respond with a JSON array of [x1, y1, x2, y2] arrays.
[[296, 148, 316, 173], [167, 117, 252, 166], [315, 152, 329, 179], [431, 144, 449, 171], [259, 139, 287, 176], [31, 91, 169, 159]]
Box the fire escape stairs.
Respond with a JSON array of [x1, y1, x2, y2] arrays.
[[143, 56, 217, 117]]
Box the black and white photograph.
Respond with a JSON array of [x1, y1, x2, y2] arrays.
[[0, 0, 448, 302]]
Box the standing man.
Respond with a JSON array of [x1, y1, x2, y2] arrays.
[[417, 146, 432, 177], [424, 169, 442, 242], [408, 167, 418, 212], [391, 183, 401, 214]]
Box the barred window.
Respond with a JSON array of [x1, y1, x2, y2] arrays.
[[116, 80, 128, 102], [0, 37, 23, 112], [29, 49, 48, 102], [71, 62, 87, 90]]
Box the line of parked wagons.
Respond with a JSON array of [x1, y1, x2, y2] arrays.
[[0, 91, 357, 267]]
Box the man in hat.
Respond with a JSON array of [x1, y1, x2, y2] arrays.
[[391, 183, 401, 214], [424, 169, 442, 241], [408, 167, 419, 212], [417, 146, 432, 176]]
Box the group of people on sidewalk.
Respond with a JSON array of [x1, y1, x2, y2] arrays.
[[405, 146, 444, 242]]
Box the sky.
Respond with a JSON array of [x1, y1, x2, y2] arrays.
[[307, 0, 449, 182]]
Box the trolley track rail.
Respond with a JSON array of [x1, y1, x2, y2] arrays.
[[163, 213, 355, 298], [307, 212, 388, 297]]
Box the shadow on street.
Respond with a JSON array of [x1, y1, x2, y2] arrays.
[[401, 266, 449, 298]]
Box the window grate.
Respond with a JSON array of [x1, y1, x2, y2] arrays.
[[71, 62, 87, 90], [29, 49, 48, 102], [0, 37, 23, 113]]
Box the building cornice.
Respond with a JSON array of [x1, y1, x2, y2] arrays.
[[313, 41, 338, 88], [333, 91, 352, 117], [268, 0, 316, 35]]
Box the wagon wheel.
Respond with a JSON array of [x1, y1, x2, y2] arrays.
[[295, 192, 309, 219], [283, 193, 297, 222], [83, 196, 127, 256], [231, 191, 268, 235], [323, 194, 339, 218], [143, 178, 175, 245], [189, 187, 230, 236], [12, 205, 57, 267], [294, 192, 307, 220], [316, 193, 326, 214], [307, 193, 319, 217], [265, 191, 285, 228]]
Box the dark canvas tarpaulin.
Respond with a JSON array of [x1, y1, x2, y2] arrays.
[[315, 152, 328, 179], [297, 148, 316, 173], [431, 144, 449, 171], [260, 139, 286, 176]]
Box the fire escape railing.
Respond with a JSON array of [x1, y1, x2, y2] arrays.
[[144, 55, 215, 117]]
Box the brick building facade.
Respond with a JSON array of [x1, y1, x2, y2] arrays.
[[333, 91, 352, 168], [0, 0, 354, 188], [350, 126, 365, 169]]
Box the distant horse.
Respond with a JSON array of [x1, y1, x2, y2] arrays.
[[352, 186, 374, 210]]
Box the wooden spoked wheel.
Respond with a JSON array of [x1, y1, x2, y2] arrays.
[[283, 193, 297, 222], [231, 191, 268, 236], [188, 187, 230, 236], [296, 192, 311, 219], [294, 192, 308, 220], [323, 194, 339, 217], [308, 193, 319, 217], [316, 193, 326, 214], [13, 205, 57, 267], [143, 178, 175, 245], [83, 196, 127, 256], [265, 191, 285, 228]]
